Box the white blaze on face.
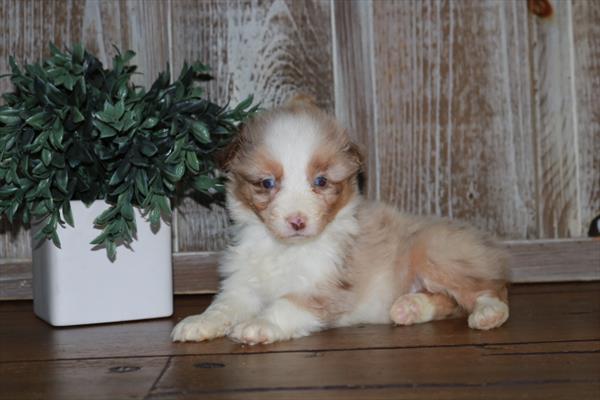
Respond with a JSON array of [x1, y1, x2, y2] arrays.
[[263, 115, 324, 238]]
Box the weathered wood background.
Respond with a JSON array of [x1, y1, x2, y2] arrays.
[[1, 0, 598, 296]]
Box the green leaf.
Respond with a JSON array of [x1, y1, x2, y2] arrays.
[[22, 208, 30, 225], [191, 60, 210, 74], [25, 112, 50, 129], [165, 138, 184, 163], [0, 106, 18, 117], [0, 186, 19, 197], [121, 111, 137, 131], [94, 206, 120, 226], [185, 151, 200, 173], [135, 169, 148, 195], [90, 231, 108, 245], [140, 140, 158, 157], [193, 175, 218, 192], [62, 74, 75, 91], [164, 163, 185, 182], [121, 203, 134, 221], [149, 208, 160, 227], [95, 100, 124, 123], [50, 231, 61, 248], [106, 240, 116, 261], [49, 124, 64, 149], [190, 120, 210, 143], [234, 95, 254, 112], [156, 195, 171, 215], [0, 115, 21, 125], [72, 43, 84, 64], [55, 168, 68, 193], [32, 201, 48, 216], [41, 149, 52, 166], [71, 107, 85, 123], [114, 99, 125, 120], [93, 119, 118, 138], [30, 130, 49, 150], [141, 116, 159, 129], [7, 200, 20, 223], [109, 162, 130, 186], [62, 201, 74, 227]]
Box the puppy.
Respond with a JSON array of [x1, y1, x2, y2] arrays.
[[171, 97, 509, 345]]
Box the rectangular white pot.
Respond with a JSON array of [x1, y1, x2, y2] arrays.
[[32, 200, 173, 326]]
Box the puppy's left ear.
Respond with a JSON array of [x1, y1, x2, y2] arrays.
[[344, 140, 365, 175]]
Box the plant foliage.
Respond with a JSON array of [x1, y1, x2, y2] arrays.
[[0, 43, 257, 260]]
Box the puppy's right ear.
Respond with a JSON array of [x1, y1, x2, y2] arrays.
[[215, 126, 247, 172]]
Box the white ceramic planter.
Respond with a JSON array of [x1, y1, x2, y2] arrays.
[[32, 201, 173, 326]]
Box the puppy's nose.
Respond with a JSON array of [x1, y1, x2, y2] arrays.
[[287, 214, 307, 231]]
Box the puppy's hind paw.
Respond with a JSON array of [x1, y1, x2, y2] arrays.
[[171, 314, 229, 342], [468, 296, 509, 330], [390, 293, 435, 325]]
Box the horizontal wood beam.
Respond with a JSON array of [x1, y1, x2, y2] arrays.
[[1, 239, 598, 300]]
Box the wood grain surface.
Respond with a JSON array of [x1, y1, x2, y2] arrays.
[[332, 0, 379, 198], [0, 357, 168, 400], [370, 0, 539, 238], [150, 341, 600, 399], [528, 0, 580, 238], [1, 283, 598, 363], [0, 283, 598, 399], [1, 0, 598, 280], [572, 0, 600, 235]]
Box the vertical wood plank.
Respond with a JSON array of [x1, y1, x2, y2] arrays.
[[528, 0, 581, 237], [0, 0, 170, 258], [370, 0, 538, 239], [332, 0, 379, 198], [571, 0, 600, 233], [170, 0, 334, 252]]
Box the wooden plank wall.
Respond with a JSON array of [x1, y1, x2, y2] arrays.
[[334, 0, 599, 240], [0, 0, 598, 295]]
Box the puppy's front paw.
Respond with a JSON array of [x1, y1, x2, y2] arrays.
[[229, 319, 285, 345], [171, 313, 230, 342]]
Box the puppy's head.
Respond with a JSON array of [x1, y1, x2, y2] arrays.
[[224, 97, 363, 241]]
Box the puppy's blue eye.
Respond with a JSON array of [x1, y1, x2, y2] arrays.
[[261, 178, 276, 189], [313, 176, 328, 187]]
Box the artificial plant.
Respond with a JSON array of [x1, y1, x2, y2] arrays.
[[0, 43, 256, 260]]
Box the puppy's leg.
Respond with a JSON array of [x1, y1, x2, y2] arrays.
[[408, 224, 510, 330], [171, 290, 261, 342], [390, 292, 463, 326], [229, 297, 323, 345]]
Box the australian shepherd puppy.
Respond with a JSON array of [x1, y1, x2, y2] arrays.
[[171, 97, 509, 345]]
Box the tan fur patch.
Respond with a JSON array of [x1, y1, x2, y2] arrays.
[[231, 146, 284, 215]]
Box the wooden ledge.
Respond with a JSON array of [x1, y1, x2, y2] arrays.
[[1, 238, 598, 300]]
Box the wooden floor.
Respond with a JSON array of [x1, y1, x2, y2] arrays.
[[0, 283, 599, 400]]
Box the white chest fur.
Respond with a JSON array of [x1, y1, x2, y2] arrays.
[[220, 200, 360, 303], [221, 225, 344, 301]]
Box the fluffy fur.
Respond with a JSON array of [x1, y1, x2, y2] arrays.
[[171, 98, 509, 345]]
